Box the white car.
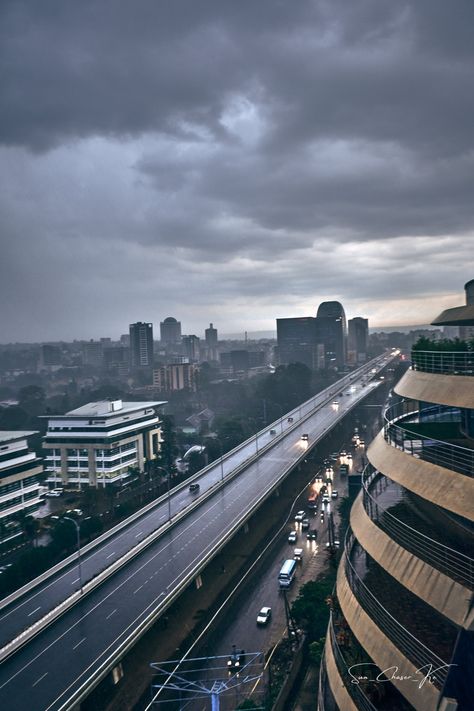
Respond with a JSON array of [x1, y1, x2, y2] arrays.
[[294, 548, 304, 560], [256, 607, 272, 625], [46, 489, 63, 498], [331, 490, 339, 499], [288, 531, 298, 544], [294, 510, 306, 522]]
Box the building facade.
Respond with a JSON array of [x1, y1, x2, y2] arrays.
[[348, 316, 369, 365], [315, 300, 347, 369], [319, 285, 474, 711], [129, 322, 154, 369], [276, 316, 324, 369], [160, 316, 182, 345], [0, 431, 43, 544], [153, 363, 198, 392], [182, 335, 200, 362], [43, 399, 165, 488]]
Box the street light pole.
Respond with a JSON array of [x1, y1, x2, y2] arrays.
[[63, 516, 82, 595], [154, 465, 172, 522]]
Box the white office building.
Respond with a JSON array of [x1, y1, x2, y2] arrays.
[[43, 399, 165, 489], [0, 431, 43, 544]]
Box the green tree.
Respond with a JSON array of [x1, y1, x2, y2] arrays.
[[18, 385, 46, 416], [158, 415, 178, 472], [291, 575, 336, 642]]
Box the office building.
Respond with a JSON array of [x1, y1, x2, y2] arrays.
[[276, 317, 324, 369], [160, 317, 182, 345], [43, 399, 165, 488], [348, 317, 369, 365], [182, 335, 200, 362], [205, 322, 219, 361], [319, 284, 474, 711], [153, 363, 198, 392], [315, 300, 347, 369], [0, 431, 43, 544], [82, 340, 103, 368], [129, 322, 154, 369]]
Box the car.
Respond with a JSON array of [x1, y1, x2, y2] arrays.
[[322, 495, 330, 504], [331, 490, 339, 499], [301, 518, 310, 530], [288, 531, 298, 544], [189, 483, 200, 493], [332, 400, 339, 406], [294, 510, 306, 522], [320, 511, 325, 522], [287, 417, 294, 423], [339, 450, 347, 457], [228, 647, 246, 672], [347, 453, 352, 460], [345, 391, 351, 396], [256, 606, 272, 625], [325, 540, 341, 550], [358, 439, 365, 447], [270, 429, 277, 435], [294, 548, 304, 560], [301, 433, 309, 441], [306, 529, 318, 540], [46, 489, 63, 498], [66, 508, 83, 517], [338, 392, 343, 396]]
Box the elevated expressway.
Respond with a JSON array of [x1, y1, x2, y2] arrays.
[[0, 353, 396, 711]]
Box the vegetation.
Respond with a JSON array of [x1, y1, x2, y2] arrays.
[[412, 336, 473, 352]]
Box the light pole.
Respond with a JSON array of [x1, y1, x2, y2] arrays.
[[63, 516, 82, 595], [212, 437, 225, 482]]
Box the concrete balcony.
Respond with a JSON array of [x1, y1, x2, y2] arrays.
[[411, 349, 474, 376], [395, 366, 474, 410]]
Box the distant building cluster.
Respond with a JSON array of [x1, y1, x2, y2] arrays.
[[276, 300, 369, 371]]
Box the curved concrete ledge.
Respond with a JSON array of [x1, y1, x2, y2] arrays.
[[337, 557, 440, 711], [351, 495, 473, 627], [394, 368, 474, 409], [324, 637, 358, 711], [368, 432, 474, 522]]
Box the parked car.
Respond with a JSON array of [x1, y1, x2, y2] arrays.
[[256, 607, 272, 625], [288, 531, 298, 544]]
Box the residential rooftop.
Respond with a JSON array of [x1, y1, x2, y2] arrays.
[[0, 431, 38, 444], [43, 400, 166, 419]]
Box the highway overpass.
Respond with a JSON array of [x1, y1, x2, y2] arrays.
[[0, 352, 397, 711]]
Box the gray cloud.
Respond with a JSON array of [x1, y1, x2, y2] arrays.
[[0, 0, 473, 340]]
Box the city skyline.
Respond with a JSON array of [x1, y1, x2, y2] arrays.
[[1, 1, 473, 341]]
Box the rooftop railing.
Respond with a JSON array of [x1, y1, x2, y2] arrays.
[[411, 350, 474, 376], [344, 530, 450, 689], [383, 402, 474, 478], [362, 465, 474, 590]]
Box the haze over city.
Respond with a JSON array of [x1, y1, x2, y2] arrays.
[[1, 0, 473, 341]]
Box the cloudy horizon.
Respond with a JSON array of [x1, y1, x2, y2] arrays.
[[1, 0, 473, 342]]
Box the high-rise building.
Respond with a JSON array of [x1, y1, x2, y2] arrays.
[[153, 363, 198, 392], [129, 322, 154, 369], [160, 317, 182, 345], [319, 284, 474, 711], [0, 431, 43, 544], [276, 317, 324, 369], [205, 323, 218, 347], [82, 340, 103, 368], [182, 335, 200, 362], [43, 399, 164, 488], [348, 316, 369, 365], [315, 300, 347, 369]]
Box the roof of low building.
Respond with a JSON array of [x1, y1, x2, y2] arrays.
[[0, 431, 37, 443], [46, 400, 166, 418], [431, 304, 474, 326]]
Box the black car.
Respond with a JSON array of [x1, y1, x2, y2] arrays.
[[306, 529, 318, 540], [189, 483, 200, 493]]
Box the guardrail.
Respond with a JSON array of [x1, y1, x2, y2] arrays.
[[344, 530, 450, 689], [362, 465, 474, 590], [411, 349, 474, 376], [383, 402, 474, 478], [328, 613, 377, 711]]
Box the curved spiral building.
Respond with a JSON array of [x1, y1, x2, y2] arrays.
[[319, 284, 474, 711]]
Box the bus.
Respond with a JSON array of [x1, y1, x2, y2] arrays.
[[278, 559, 297, 588]]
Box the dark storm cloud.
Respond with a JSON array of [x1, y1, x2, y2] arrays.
[[1, 0, 474, 340]]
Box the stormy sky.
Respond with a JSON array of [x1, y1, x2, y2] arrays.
[[1, 0, 473, 342]]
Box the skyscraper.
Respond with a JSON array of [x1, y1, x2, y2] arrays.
[[348, 316, 369, 365], [160, 316, 182, 345], [315, 300, 347, 369], [129, 321, 154, 369], [276, 316, 324, 369]]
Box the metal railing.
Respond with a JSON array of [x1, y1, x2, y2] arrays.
[[344, 530, 450, 689], [411, 349, 474, 376], [384, 402, 474, 478], [362, 466, 474, 590], [328, 614, 377, 711]]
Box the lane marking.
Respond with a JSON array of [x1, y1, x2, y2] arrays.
[[32, 672, 48, 687], [106, 552, 115, 559], [135, 532, 144, 538], [72, 638, 86, 651], [105, 609, 117, 620], [27, 606, 41, 617], [133, 585, 143, 595], [70, 578, 80, 585]]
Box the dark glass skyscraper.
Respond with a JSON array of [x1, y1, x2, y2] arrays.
[[315, 301, 347, 369], [129, 321, 154, 369]]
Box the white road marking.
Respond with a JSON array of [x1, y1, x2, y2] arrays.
[[133, 585, 143, 595], [106, 552, 115, 559], [105, 609, 117, 620], [27, 606, 41, 617], [72, 638, 86, 651], [32, 672, 48, 687], [70, 578, 80, 585], [135, 532, 144, 538]]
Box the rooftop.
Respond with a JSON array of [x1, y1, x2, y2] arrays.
[[57, 400, 166, 418], [0, 431, 38, 444]]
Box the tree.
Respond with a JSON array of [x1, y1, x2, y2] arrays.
[[18, 385, 46, 416], [291, 576, 336, 642], [158, 415, 178, 472]]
